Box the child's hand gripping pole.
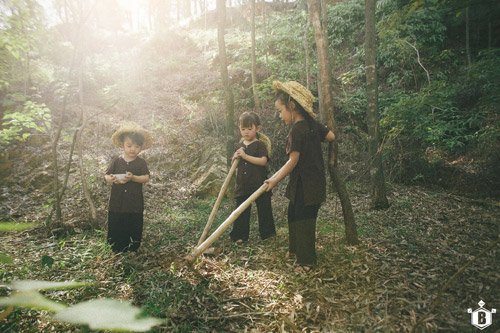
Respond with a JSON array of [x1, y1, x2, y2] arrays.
[[197, 158, 240, 246], [186, 183, 269, 262]]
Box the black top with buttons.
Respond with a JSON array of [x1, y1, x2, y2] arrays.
[[285, 119, 329, 206], [106, 156, 150, 213], [234, 140, 269, 197]]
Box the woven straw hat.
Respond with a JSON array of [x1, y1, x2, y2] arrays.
[[272, 80, 315, 118], [257, 132, 272, 157], [239, 132, 272, 156], [111, 121, 153, 149]]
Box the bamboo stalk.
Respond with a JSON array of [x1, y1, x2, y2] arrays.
[[197, 159, 240, 246], [186, 183, 268, 262]]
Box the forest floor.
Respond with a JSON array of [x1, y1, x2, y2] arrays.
[[1, 30, 499, 332]]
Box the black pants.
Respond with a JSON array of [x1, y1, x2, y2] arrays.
[[230, 191, 276, 242], [288, 181, 320, 266], [107, 212, 143, 252]]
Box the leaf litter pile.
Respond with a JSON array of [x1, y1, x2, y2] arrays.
[[2, 175, 498, 332], [1, 32, 499, 332]]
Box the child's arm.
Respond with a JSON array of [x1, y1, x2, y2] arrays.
[[264, 151, 300, 191], [234, 147, 268, 166], [124, 172, 150, 184], [105, 174, 116, 184]]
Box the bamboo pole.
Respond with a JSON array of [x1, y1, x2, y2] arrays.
[[197, 158, 239, 246], [186, 183, 268, 262]]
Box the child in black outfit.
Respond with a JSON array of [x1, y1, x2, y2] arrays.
[[265, 81, 336, 272], [105, 122, 152, 252], [230, 112, 276, 243]]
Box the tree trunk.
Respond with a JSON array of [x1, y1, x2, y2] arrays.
[[47, 0, 96, 228], [176, 0, 181, 22], [184, 0, 191, 19], [365, 0, 389, 209], [250, 0, 260, 109], [147, 0, 153, 32], [49, 117, 63, 226], [263, 1, 269, 66], [204, 0, 208, 30], [320, 0, 327, 36], [465, 5, 471, 67], [76, 123, 97, 223], [47, 122, 78, 228], [77, 59, 97, 223], [217, 0, 236, 165], [303, 2, 310, 89], [488, 15, 491, 49], [308, 0, 359, 245]]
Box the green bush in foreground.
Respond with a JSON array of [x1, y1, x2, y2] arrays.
[[0, 222, 162, 332]]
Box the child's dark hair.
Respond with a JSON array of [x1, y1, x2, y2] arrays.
[[238, 111, 272, 154], [275, 90, 317, 134], [239, 111, 261, 128], [120, 132, 145, 147]]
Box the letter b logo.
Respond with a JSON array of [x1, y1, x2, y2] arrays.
[[478, 310, 487, 325], [468, 301, 496, 330]]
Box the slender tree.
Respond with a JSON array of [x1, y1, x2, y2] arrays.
[[217, 0, 235, 164], [365, 0, 389, 209], [250, 0, 260, 109], [308, 0, 359, 245], [465, 5, 471, 67], [49, 0, 82, 226], [76, 50, 97, 223], [46, 0, 98, 227], [302, 1, 310, 89]]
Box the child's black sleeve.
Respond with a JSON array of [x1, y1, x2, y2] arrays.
[[105, 157, 118, 175]]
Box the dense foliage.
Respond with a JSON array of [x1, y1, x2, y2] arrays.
[[0, 1, 51, 146], [1, 0, 498, 193], [230, 0, 499, 193]]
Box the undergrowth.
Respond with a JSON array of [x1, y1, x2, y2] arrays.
[[1, 184, 498, 332]]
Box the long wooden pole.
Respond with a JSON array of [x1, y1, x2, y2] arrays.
[[197, 158, 239, 246], [186, 183, 269, 262]]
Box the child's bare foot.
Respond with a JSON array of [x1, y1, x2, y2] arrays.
[[294, 265, 312, 273], [235, 239, 244, 245]]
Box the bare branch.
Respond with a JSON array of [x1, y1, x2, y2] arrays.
[[404, 40, 431, 85]]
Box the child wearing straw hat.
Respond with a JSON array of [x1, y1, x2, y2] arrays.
[[265, 81, 335, 272], [104, 122, 152, 252], [230, 111, 276, 243]]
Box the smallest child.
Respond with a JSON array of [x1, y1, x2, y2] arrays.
[[230, 112, 276, 243], [105, 122, 152, 252]]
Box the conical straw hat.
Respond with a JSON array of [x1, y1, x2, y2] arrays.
[[111, 121, 153, 149], [272, 80, 316, 118]]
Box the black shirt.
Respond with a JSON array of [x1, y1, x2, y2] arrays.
[[106, 156, 150, 213], [234, 140, 269, 197], [285, 120, 330, 206]]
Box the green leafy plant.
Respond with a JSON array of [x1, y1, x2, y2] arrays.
[[0, 223, 163, 331], [54, 299, 163, 332], [0, 100, 51, 146]]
